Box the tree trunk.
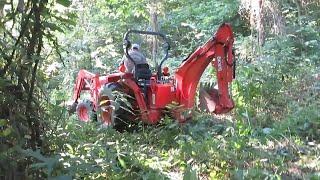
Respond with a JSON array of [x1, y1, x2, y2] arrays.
[[246, 0, 265, 46], [149, 1, 158, 68], [294, 0, 302, 25], [257, 0, 265, 46], [0, 1, 5, 18], [26, 0, 44, 150]]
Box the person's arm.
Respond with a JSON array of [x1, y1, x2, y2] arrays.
[[119, 55, 125, 66], [124, 58, 134, 73]]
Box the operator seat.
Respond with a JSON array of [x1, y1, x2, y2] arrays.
[[134, 63, 152, 81], [134, 64, 152, 101]]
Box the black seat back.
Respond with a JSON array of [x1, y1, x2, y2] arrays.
[[134, 64, 152, 80]]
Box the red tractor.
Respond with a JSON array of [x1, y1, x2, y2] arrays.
[[71, 23, 236, 128]]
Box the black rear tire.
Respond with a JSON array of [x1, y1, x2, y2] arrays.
[[99, 82, 137, 132]]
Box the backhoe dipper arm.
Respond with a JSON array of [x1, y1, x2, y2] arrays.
[[174, 23, 235, 114]]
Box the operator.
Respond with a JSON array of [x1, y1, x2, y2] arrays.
[[121, 43, 147, 73]]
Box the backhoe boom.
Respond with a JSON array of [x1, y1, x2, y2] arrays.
[[175, 23, 235, 113]]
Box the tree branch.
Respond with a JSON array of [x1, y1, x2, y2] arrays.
[[0, 9, 33, 77]]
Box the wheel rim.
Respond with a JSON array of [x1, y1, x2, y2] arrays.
[[101, 107, 113, 126], [76, 100, 93, 122], [79, 106, 89, 122], [99, 95, 114, 126]]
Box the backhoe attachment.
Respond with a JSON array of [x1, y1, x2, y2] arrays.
[[199, 24, 235, 114]]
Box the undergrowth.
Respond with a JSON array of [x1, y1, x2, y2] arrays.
[[2, 40, 319, 179], [17, 97, 320, 179]]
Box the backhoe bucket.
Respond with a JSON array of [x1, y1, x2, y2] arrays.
[[199, 87, 219, 113], [199, 86, 234, 114]]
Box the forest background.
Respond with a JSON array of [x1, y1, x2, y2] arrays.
[[0, 0, 319, 179]]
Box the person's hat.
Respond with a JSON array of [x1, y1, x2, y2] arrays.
[[132, 44, 140, 50]]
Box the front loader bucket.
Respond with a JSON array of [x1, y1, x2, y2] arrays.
[[199, 85, 234, 114]]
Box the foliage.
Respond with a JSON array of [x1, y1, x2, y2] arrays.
[[0, 0, 75, 177], [15, 111, 320, 179]]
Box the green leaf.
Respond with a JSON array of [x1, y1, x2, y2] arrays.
[[65, 143, 74, 154], [50, 175, 73, 180], [118, 156, 127, 169], [56, 0, 71, 7], [0, 119, 8, 126], [55, 15, 76, 26], [183, 166, 197, 180], [30, 162, 47, 169], [21, 149, 47, 161], [0, 127, 12, 137], [44, 22, 64, 32], [0, 78, 11, 88]]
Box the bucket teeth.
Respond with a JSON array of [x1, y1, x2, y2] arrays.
[[200, 82, 215, 91]]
